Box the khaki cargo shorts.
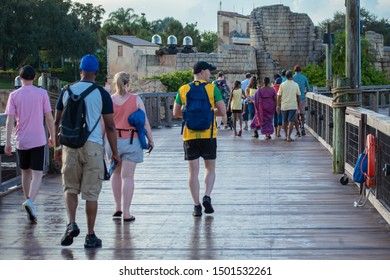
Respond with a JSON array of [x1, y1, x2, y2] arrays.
[[61, 141, 104, 201]]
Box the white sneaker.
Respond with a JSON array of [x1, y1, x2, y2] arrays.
[[22, 199, 37, 223]]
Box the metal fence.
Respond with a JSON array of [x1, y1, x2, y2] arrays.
[[306, 91, 390, 213]]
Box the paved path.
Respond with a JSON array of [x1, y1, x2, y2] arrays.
[[1, 127, 390, 260]]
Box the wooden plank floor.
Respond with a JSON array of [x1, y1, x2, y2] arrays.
[[1, 126, 390, 260]]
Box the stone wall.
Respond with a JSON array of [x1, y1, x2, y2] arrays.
[[141, 45, 257, 87], [250, 5, 322, 80], [365, 31, 390, 80], [383, 47, 390, 80]]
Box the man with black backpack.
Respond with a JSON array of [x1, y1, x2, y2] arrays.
[[54, 54, 119, 249], [173, 61, 226, 217]]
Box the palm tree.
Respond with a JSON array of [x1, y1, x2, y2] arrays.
[[105, 7, 139, 34]]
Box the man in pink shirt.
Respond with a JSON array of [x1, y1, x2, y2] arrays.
[[5, 65, 55, 223]]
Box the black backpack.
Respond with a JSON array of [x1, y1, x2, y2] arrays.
[[59, 84, 100, 148], [181, 81, 214, 136]]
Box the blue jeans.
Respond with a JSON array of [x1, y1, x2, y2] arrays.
[[248, 103, 255, 121]]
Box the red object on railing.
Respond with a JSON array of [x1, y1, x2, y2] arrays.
[[365, 134, 376, 188]]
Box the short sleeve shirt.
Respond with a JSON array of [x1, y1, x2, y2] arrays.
[[277, 80, 300, 111], [175, 80, 223, 141], [5, 85, 52, 150], [56, 81, 113, 146]]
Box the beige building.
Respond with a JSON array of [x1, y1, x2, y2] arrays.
[[217, 11, 250, 48], [107, 35, 160, 83]]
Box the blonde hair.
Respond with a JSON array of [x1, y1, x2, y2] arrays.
[[113, 71, 130, 96]]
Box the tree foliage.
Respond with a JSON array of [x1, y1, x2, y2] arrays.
[[319, 7, 390, 45], [0, 0, 104, 70]]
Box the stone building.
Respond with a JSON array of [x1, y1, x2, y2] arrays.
[[217, 11, 250, 46], [249, 5, 322, 79]]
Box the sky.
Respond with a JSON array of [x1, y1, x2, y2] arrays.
[[78, 0, 390, 32]]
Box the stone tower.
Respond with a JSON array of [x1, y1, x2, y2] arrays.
[[250, 5, 322, 79]]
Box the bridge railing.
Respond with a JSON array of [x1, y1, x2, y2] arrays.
[[306, 91, 390, 214], [138, 92, 181, 128], [0, 114, 21, 192], [0, 113, 52, 193]]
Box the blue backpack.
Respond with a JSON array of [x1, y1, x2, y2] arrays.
[[181, 81, 214, 136], [353, 150, 368, 183]]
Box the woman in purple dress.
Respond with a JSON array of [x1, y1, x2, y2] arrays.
[[251, 77, 277, 139]]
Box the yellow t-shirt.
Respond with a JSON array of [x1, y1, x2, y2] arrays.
[[230, 88, 243, 110], [277, 80, 300, 110], [176, 80, 223, 141]]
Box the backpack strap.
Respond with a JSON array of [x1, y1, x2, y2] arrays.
[[67, 83, 100, 134]]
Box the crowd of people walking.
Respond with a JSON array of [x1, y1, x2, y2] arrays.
[[212, 66, 310, 142]]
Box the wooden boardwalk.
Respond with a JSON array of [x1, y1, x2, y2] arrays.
[[1, 126, 390, 260]]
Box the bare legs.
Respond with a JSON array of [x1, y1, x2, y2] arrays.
[[111, 161, 137, 219], [232, 112, 242, 136], [282, 121, 294, 141], [21, 169, 43, 202], [188, 159, 216, 205]]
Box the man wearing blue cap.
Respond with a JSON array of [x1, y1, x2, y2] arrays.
[[54, 54, 120, 249]]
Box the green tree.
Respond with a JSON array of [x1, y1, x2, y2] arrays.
[[105, 7, 139, 34], [319, 7, 390, 45], [198, 31, 217, 53], [0, 0, 104, 70]]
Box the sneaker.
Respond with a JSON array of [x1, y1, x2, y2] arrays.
[[22, 199, 37, 223], [192, 204, 202, 217], [61, 222, 80, 246], [295, 132, 301, 137], [301, 129, 306, 136], [202, 195, 214, 214], [84, 233, 102, 249]]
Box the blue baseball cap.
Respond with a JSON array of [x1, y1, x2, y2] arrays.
[[79, 54, 99, 72]]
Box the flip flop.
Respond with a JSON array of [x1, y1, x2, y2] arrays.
[[112, 211, 122, 219], [123, 216, 136, 222], [287, 138, 294, 142]]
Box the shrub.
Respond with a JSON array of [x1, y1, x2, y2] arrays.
[[147, 70, 193, 92]]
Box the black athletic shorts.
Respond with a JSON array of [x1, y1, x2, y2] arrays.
[[183, 138, 217, 160], [17, 145, 45, 171]]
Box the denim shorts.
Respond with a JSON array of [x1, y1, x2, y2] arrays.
[[282, 109, 297, 123], [105, 137, 143, 163]]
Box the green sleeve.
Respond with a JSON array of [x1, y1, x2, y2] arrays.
[[214, 86, 223, 102], [175, 92, 183, 105]]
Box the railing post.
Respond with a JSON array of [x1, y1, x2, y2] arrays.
[[370, 91, 378, 112], [332, 78, 361, 173], [165, 96, 173, 126]]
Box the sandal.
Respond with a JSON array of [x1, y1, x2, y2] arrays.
[[112, 211, 122, 219], [123, 216, 136, 222]]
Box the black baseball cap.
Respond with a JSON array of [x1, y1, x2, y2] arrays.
[[19, 65, 36, 80], [193, 61, 216, 74]]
